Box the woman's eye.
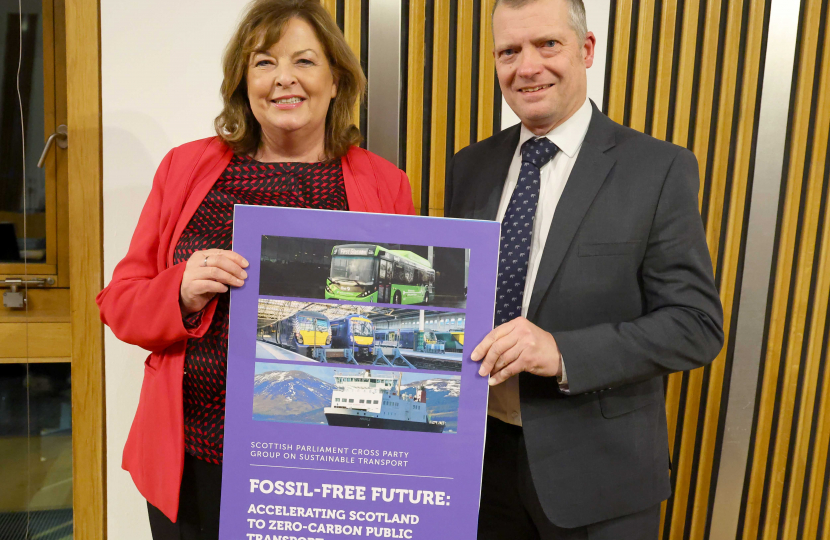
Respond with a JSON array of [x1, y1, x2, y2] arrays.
[[297, 58, 315, 66], [255, 59, 272, 67]]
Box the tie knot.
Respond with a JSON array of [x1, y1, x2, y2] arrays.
[[521, 137, 559, 168]]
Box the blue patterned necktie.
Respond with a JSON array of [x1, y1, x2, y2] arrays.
[[495, 136, 559, 326]]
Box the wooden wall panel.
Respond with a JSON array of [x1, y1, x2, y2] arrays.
[[739, 2, 830, 538], [603, 1, 769, 538], [401, 0, 500, 215]]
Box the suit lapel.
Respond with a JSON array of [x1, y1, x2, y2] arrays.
[[526, 106, 617, 321], [475, 124, 520, 220]]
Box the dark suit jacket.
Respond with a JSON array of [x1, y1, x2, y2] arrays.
[[445, 103, 724, 528]]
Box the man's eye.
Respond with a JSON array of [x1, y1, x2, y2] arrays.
[[545, 40, 557, 47], [500, 49, 515, 57]]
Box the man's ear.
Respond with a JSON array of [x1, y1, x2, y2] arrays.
[[583, 31, 596, 68]]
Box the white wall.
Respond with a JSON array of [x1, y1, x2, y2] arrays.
[[101, 2, 249, 539], [501, 0, 611, 128]]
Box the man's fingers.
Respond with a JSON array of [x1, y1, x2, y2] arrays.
[[471, 331, 496, 362], [489, 358, 522, 386], [471, 321, 516, 362], [489, 341, 522, 374], [479, 333, 520, 376]]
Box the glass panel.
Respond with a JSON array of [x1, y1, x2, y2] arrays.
[[0, 0, 47, 263], [0, 363, 73, 539]]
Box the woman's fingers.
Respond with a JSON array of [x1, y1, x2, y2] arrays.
[[194, 265, 245, 288], [195, 249, 249, 271]]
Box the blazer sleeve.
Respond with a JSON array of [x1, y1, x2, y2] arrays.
[[394, 169, 417, 216], [552, 149, 724, 394], [96, 149, 217, 353]]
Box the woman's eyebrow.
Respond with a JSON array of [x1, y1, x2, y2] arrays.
[[293, 48, 318, 57]]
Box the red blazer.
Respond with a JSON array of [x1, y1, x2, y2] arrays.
[[97, 137, 415, 521]]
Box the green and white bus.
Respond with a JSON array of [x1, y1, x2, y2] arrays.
[[325, 244, 435, 304]]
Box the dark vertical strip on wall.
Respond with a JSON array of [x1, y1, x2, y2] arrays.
[[493, 77, 502, 135], [699, 0, 730, 228], [359, 0, 369, 148], [421, 0, 435, 215], [644, 0, 662, 135], [446, 0, 458, 173], [470, 0, 481, 145], [622, 0, 640, 128], [664, 0, 685, 144], [602, 0, 617, 115], [399, 0, 410, 170], [704, 2, 774, 536], [685, 0, 709, 149], [336, 0, 344, 31], [736, 0, 808, 534]]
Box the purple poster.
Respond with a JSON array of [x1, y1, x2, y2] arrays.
[[221, 206, 499, 540]]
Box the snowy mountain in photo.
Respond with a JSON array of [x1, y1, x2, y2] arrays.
[[253, 370, 335, 419]]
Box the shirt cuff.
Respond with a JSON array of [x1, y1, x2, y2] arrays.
[[557, 353, 570, 394]]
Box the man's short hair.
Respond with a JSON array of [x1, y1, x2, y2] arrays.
[[493, 0, 588, 43]]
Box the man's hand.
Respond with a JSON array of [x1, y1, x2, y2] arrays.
[[471, 317, 561, 385]]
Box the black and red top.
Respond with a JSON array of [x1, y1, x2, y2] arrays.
[[172, 154, 348, 463]]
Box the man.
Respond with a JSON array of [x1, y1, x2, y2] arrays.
[[445, 0, 724, 538]]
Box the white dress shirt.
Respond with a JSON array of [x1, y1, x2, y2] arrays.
[[488, 98, 593, 427]]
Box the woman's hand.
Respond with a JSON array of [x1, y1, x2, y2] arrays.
[[180, 249, 249, 315]]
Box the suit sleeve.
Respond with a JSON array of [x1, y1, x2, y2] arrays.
[[96, 149, 217, 353], [552, 149, 724, 394]]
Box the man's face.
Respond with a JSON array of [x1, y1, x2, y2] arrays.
[[493, 0, 595, 135]]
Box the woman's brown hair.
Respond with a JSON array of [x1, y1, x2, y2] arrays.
[[215, 0, 365, 159]]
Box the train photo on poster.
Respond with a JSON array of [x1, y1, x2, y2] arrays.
[[329, 314, 374, 358], [325, 244, 435, 305], [258, 310, 332, 357]]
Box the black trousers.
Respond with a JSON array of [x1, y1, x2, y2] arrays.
[[478, 416, 661, 540], [147, 453, 223, 540]]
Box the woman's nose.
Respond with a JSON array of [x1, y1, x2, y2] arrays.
[[274, 66, 297, 87]]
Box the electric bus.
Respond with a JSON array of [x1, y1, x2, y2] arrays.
[[325, 244, 435, 305]]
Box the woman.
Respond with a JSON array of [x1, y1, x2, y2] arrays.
[[96, 1, 414, 538]]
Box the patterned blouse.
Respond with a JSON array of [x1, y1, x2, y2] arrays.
[[172, 154, 348, 463]]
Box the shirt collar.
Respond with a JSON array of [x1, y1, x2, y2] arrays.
[[517, 98, 592, 159]]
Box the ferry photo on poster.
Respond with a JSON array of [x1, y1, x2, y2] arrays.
[[253, 363, 460, 434], [255, 299, 465, 372], [259, 235, 469, 308]]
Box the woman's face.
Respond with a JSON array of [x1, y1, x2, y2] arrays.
[[246, 17, 337, 145]]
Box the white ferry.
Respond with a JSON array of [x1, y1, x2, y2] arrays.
[[324, 370, 445, 433]]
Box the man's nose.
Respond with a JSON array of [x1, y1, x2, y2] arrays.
[[516, 49, 544, 79]]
